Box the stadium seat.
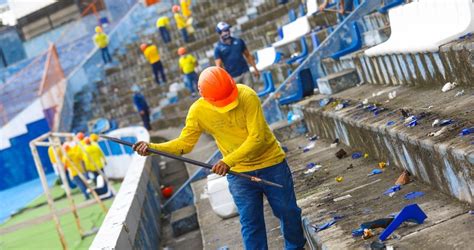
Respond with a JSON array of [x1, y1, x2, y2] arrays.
[[286, 37, 309, 65], [331, 21, 362, 59], [252, 47, 281, 72], [257, 72, 275, 97], [272, 16, 311, 48]]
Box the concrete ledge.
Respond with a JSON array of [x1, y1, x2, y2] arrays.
[[171, 205, 199, 237], [317, 69, 360, 95]]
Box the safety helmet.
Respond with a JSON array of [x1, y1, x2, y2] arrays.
[[90, 133, 99, 142], [95, 26, 102, 33], [172, 5, 180, 13], [84, 137, 91, 145], [198, 66, 239, 113], [177, 47, 186, 56], [63, 144, 71, 152], [140, 43, 147, 51], [215, 21, 231, 33], [76, 132, 85, 140]]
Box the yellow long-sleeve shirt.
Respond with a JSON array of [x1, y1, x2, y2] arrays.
[[180, 0, 192, 18], [143, 45, 161, 64], [150, 84, 285, 172], [82, 144, 106, 172], [156, 16, 170, 28], [174, 13, 187, 29], [93, 32, 109, 48], [47, 146, 62, 164], [62, 148, 84, 177]]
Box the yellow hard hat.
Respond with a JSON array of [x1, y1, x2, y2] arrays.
[[95, 26, 102, 33], [90, 133, 99, 142]]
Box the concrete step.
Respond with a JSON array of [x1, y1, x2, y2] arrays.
[[170, 205, 199, 237], [297, 84, 473, 203]]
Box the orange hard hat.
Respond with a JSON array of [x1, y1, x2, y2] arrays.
[[177, 47, 186, 56], [84, 137, 91, 145], [140, 43, 147, 51], [198, 66, 239, 113], [76, 132, 85, 140], [90, 133, 99, 142], [95, 26, 102, 33], [63, 144, 71, 152], [172, 5, 180, 13]]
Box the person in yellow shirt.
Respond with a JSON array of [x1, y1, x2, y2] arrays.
[[62, 144, 90, 200], [180, 0, 192, 18], [133, 67, 306, 249], [82, 138, 107, 182], [140, 43, 166, 85], [47, 145, 62, 175], [93, 26, 112, 64], [156, 16, 171, 43], [172, 5, 189, 43], [177, 47, 198, 96]]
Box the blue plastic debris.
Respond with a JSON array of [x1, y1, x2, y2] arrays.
[[404, 191, 425, 200], [384, 184, 401, 196], [319, 98, 333, 107], [460, 128, 474, 136], [368, 169, 383, 176], [406, 118, 418, 127], [352, 152, 363, 159], [352, 228, 364, 237], [439, 119, 453, 126], [303, 148, 310, 153], [306, 162, 317, 169], [386, 121, 396, 126], [312, 216, 343, 232], [379, 204, 427, 241]]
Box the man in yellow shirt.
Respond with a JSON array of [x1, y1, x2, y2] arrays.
[[82, 137, 107, 181], [172, 5, 189, 43], [180, 0, 192, 18], [141, 43, 166, 85], [133, 67, 306, 249], [177, 47, 198, 96], [93, 26, 112, 64], [156, 16, 171, 43], [62, 144, 90, 200]]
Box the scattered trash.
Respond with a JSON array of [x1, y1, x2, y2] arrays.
[[347, 164, 354, 170], [368, 169, 383, 176], [303, 165, 321, 175], [335, 149, 348, 159], [303, 141, 316, 152], [364, 153, 369, 159], [386, 121, 396, 126], [362, 99, 369, 105], [330, 138, 339, 148], [335, 103, 344, 111], [404, 191, 425, 200], [312, 216, 343, 232], [388, 91, 397, 100], [352, 228, 365, 237], [428, 127, 447, 137], [363, 229, 374, 239], [460, 128, 474, 136], [308, 135, 319, 141], [432, 119, 440, 127], [335, 176, 344, 182], [379, 204, 427, 241], [384, 184, 401, 196], [333, 194, 352, 202], [361, 218, 395, 230], [217, 246, 230, 250], [320, 98, 333, 107], [378, 162, 386, 169], [370, 241, 386, 250], [439, 119, 453, 126], [469, 210, 474, 215], [400, 108, 410, 118], [441, 82, 457, 92], [454, 89, 465, 97], [405, 116, 418, 127], [352, 152, 363, 159], [395, 170, 411, 185]]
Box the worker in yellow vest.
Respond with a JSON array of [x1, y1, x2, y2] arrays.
[[82, 137, 107, 182], [141, 43, 167, 85], [172, 5, 189, 43], [180, 0, 192, 18], [178, 47, 198, 96], [93, 26, 112, 64], [47, 145, 62, 175], [62, 144, 89, 200], [156, 16, 171, 43]]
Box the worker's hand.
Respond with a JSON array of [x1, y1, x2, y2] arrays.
[[139, 111, 145, 115], [253, 69, 260, 79], [132, 141, 150, 156], [212, 160, 230, 176]]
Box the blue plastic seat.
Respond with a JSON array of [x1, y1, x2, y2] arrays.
[[378, 0, 404, 14], [286, 37, 309, 65], [279, 68, 315, 105], [379, 204, 427, 241], [331, 21, 362, 59], [257, 72, 276, 97]]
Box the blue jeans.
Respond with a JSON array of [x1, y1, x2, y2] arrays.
[[101, 47, 112, 64], [73, 176, 90, 200], [227, 160, 306, 250], [183, 71, 198, 93], [180, 28, 190, 43], [151, 61, 166, 84], [159, 26, 171, 43]]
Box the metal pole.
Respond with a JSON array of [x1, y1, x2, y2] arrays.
[[48, 138, 85, 237], [30, 143, 68, 250]]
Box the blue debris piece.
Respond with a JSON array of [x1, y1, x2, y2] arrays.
[[406, 118, 418, 127], [303, 148, 310, 153], [460, 128, 474, 136], [386, 121, 396, 126], [384, 184, 402, 196], [319, 98, 333, 107], [368, 169, 383, 176], [312, 216, 343, 232], [352, 228, 364, 237], [306, 162, 316, 169], [404, 191, 425, 200], [352, 152, 363, 159], [379, 204, 427, 241], [439, 119, 453, 126]]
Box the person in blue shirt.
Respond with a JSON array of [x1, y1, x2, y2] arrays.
[[132, 85, 152, 131], [319, 0, 354, 21], [214, 21, 260, 89]]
